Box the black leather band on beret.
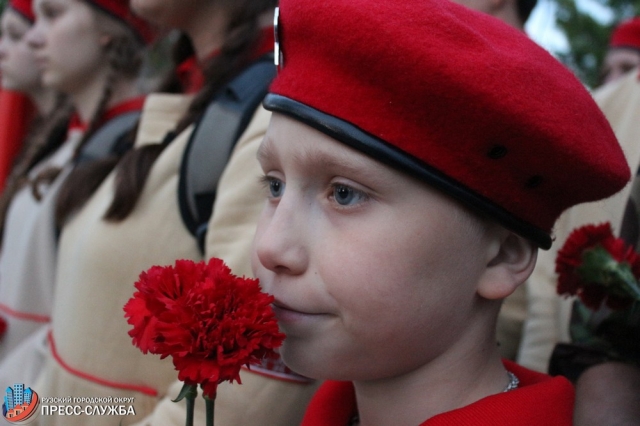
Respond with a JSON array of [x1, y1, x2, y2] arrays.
[[263, 93, 552, 249]]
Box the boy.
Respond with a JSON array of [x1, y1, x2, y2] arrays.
[[251, 0, 630, 424]]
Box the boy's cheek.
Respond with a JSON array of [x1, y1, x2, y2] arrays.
[[250, 235, 273, 294], [250, 242, 264, 284]]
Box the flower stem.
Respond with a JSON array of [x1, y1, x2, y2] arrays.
[[186, 395, 195, 426], [205, 397, 215, 426], [625, 277, 640, 300], [172, 383, 198, 426]]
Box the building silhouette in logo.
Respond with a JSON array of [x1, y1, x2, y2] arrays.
[[4, 387, 14, 411], [2, 383, 39, 424], [12, 384, 23, 406]]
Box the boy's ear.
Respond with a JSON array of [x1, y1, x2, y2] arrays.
[[477, 231, 538, 300]]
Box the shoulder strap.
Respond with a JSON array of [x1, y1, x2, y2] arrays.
[[76, 111, 141, 164], [178, 56, 276, 253]]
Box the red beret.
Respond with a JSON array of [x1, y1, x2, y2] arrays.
[[264, 0, 630, 249], [85, 0, 155, 44], [610, 17, 640, 51], [9, 0, 35, 22]]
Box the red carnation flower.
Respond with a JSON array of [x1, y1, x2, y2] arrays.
[[555, 223, 640, 310], [0, 316, 7, 342], [124, 258, 284, 398]]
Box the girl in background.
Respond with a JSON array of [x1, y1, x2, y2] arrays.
[[0, 0, 55, 187], [0, 0, 153, 386]]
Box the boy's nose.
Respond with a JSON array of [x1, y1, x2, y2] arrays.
[[254, 197, 309, 276]]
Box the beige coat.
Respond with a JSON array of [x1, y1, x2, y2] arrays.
[[0, 130, 82, 386], [34, 94, 196, 425], [517, 70, 640, 372]]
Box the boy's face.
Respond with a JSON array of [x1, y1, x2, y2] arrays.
[[252, 113, 498, 381]]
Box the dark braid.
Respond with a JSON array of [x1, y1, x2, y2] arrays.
[[172, 5, 264, 133], [104, 0, 277, 222], [156, 32, 195, 95], [75, 62, 116, 158], [0, 95, 72, 244], [54, 10, 147, 227], [92, 33, 193, 222]]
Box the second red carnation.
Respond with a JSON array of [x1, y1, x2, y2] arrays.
[[556, 222, 640, 310]]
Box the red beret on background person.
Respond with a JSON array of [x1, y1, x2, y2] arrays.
[[601, 17, 640, 85], [7, 0, 156, 45], [267, 0, 630, 251], [610, 17, 640, 50], [8, 0, 35, 22]]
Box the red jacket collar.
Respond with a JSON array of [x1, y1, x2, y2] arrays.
[[67, 96, 146, 134], [176, 27, 275, 94], [301, 360, 574, 425]]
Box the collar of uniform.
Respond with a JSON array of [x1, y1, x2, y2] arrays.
[[177, 27, 274, 95], [67, 96, 146, 135]]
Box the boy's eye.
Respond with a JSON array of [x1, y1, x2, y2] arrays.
[[332, 184, 367, 206], [262, 176, 285, 198], [270, 179, 284, 197]]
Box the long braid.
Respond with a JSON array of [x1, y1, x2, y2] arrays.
[[103, 0, 276, 221], [156, 33, 195, 95], [30, 56, 115, 201], [172, 2, 269, 135], [26, 97, 74, 202], [96, 33, 193, 221], [54, 29, 144, 227], [31, 32, 119, 206]]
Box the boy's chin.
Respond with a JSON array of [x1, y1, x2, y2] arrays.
[[280, 342, 370, 382], [279, 341, 334, 381]]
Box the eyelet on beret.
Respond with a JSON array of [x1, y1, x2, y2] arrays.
[[487, 145, 508, 159], [525, 175, 543, 188]]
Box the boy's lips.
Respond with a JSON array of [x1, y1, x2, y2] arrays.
[[273, 300, 308, 315], [271, 300, 328, 323]]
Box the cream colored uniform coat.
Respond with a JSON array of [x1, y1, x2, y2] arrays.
[[517, 70, 640, 372], [34, 94, 318, 426], [0, 131, 82, 386], [34, 94, 195, 425]]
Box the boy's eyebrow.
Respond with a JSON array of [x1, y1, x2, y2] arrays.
[[258, 135, 379, 179], [293, 148, 366, 176], [257, 136, 276, 164]]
